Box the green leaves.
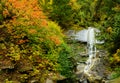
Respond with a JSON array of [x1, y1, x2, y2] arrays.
[[0, 14, 3, 21], [0, 0, 75, 82], [48, 0, 73, 29], [39, 0, 53, 11]]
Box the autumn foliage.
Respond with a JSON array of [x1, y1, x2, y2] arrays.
[[0, 0, 73, 82], [111, 49, 120, 65]]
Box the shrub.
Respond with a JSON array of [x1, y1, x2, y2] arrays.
[[0, 0, 74, 82]]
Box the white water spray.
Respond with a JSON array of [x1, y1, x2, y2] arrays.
[[84, 27, 97, 74]]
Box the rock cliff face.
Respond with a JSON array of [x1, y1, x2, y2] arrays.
[[0, 56, 34, 83]]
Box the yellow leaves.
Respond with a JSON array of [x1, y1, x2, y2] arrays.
[[113, 56, 120, 62], [70, 0, 77, 3], [5, 79, 13, 83], [112, 4, 120, 12], [13, 53, 20, 61], [49, 0, 53, 5], [7, 44, 21, 61], [106, 27, 112, 34], [113, 49, 120, 62], [94, 0, 98, 2], [39, 0, 53, 9], [30, 68, 40, 76], [20, 74, 28, 79], [39, 0, 46, 6], [47, 21, 63, 36], [28, 55, 33, 61], [0, 43, 6, 49], [69, 0, 81, 10], [33, 51, 40, 56], [100, 14, 107, 21], [7, 52, 21, 61]]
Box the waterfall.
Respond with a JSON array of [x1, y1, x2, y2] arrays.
[[84, 27, 97, 75], [65, 27, 108, 83]]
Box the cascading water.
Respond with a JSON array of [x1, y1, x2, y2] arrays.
[[63, 27, 108, 83], [66, 27, 107, 83], [84, 27, 97, 75]]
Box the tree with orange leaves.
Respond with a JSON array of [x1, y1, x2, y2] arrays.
[[0, 0, 74, 82]]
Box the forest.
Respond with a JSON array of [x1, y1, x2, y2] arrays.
[[0, 0, 120, 83]]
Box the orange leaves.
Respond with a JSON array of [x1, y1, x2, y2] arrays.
[[41, 19, 48, 26], [17, 39, 29, 44], [12, 1, 26, 9], [6, 0, 46, 19], [7, 0, 27, 12], [28, 0, 38, 7], [3, 9, 10, 18], [0, 1, 68, 80], [33, 6, 39, 11], [8, 0, 16, 3], [31, 11, 42, 19], [29, 29, 37, 34], [4, 0, 48, 34], [50, 36, 61, 46]]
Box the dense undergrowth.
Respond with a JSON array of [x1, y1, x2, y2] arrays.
[[0, 0, 74, 82]]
